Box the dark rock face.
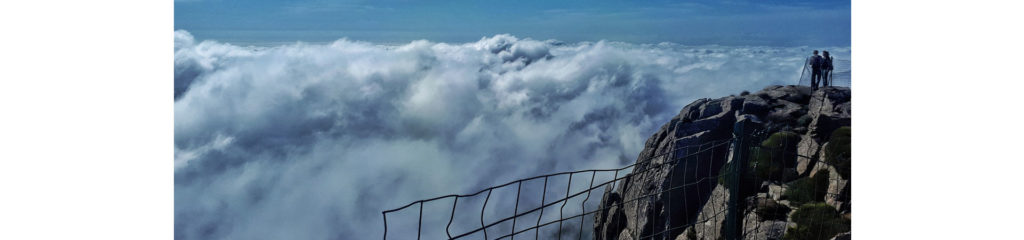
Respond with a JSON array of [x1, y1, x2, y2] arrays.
[[594, 85, 852, 240], [595, 191, 628, 240]]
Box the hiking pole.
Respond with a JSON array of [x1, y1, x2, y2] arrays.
[[828, 69, 833, 87], [798, 58, 808, 85], [831, 67, 835, 86]]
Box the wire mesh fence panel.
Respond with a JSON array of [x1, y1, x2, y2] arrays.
[[382, 137, 731, 240], [829, 58, 851, 87], [382, 125, 850, 240]]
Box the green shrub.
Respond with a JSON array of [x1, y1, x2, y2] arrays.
[[824, 127, 851, 179], [797, 114, 813, 127], [717, 160, 761, 201], [783, 169, 830, 206], [719, 131, 800, 200], [783, 203, 850, 240], [750, 131, 800, 182], [717, 161, 731, 186]]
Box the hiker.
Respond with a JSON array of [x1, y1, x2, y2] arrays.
[[809, 50, 823, 89], [822, 51, 834, 87]]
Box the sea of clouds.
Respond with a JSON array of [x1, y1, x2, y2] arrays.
[[173, 30, 848, 239]]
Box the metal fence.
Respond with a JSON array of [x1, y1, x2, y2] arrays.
[[383, 95, 849, 240], [797, 57, 851, 88]]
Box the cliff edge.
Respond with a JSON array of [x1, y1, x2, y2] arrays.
[[594, 85, 852, 240]]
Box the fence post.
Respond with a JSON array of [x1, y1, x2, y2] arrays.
[[725, 119, 750, 240]]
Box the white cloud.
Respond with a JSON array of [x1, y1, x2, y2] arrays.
[[173, 30, 849, 239]]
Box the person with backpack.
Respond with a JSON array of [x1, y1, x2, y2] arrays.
[[822, 51, 834, 87], [809, 50, 823, 89]]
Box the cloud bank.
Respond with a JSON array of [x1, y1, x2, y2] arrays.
[[174, 30, 849, 239]]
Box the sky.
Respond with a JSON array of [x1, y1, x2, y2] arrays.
[[175, 0, 851, 46]]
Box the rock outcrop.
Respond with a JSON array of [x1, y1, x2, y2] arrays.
[[595, 85, 851, 240]]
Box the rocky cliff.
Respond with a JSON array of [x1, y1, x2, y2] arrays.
[[594, 85, 851, 240]]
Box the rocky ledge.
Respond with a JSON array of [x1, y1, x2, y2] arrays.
[[594, 85, 851, 240]]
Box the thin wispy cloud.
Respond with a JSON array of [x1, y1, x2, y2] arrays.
[[175, 0, 850, 45]]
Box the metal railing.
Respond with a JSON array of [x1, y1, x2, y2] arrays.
[[798, 57, 851, 88]]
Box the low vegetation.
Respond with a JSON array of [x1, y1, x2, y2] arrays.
[[718, 131, 801, 199], [783, 203, 850, 240], [783, 169, 830, 206], [750, 131, 800, 182], [824, 127, 851, 179]]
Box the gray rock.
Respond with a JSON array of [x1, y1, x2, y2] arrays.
[[829, 231, 852, 240], [673, 115, 733, 139], [806, 88, 852, 141], [698, 98, 724, 119], [835, 102, 852, 118], [680, 185, 730, 240], [792, 126, 807, 134], [761, 85, 786, 91], [678, 98, 709, 121], [595, 86, 851, 240], [742, 209, 787, 240], [760, 85, 813, 104], [616, 229, 635, 240], [765, 100, 806, 125], [748, 197, 791, 221], [736, 114, 764, 126], [796, 135, 821, 176], [807, 114, 850, 141], [740, 97, 771, 116], [767, 184, 786, 201], [808, 158, 831, 179], [824, 165, 851, 212], [808, 87, 851, 116], [595, 188, 628, 240], [698, 96, 745, 120]]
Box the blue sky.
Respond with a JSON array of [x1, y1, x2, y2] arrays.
[[175, 0, 850, 46]]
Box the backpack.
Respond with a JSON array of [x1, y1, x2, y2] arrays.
[[823, 56, 833, 70], [810, 55, 823, 69]]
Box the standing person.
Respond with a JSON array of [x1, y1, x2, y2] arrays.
[[822, 51, 833, 87], [809, 50, 823, 89]]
